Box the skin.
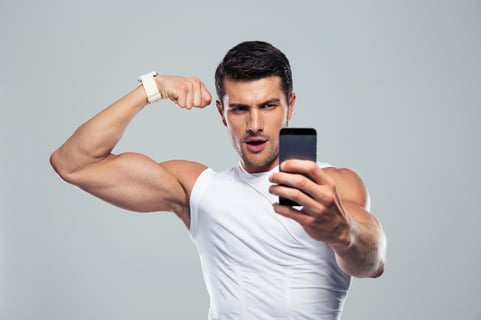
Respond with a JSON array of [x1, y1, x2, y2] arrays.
[[216, 77, 295, 173], [50, 75, 386, 278]]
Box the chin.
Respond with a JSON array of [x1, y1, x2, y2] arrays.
[[242, 156, 277, 173]]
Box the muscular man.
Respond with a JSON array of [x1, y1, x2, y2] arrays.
[[50, 41, 386, 319]]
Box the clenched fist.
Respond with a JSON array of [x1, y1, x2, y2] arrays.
[[156, 75, 212, 109]]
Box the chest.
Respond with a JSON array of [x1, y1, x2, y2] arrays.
[[194, 174, 331, 265]]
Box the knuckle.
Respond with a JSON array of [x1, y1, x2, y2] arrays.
[[189, 77, 201, 86], [306, 161, 317, 171], [296, 176, 309, 189], [289, 188, 304, 202], [178, 84, 189, 95], [327, 179, 336, 190], [324, 192, 335, 205], [305, 216, 318, 228]]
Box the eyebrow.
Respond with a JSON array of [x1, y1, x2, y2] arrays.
[[227, 98, 282, 109]]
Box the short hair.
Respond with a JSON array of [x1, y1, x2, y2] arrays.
[[215, 41, 293, 104]]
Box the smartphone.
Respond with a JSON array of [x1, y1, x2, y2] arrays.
[[279, 128, 317, 206]]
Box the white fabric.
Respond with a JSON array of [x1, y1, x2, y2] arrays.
[[190, 162, 351, 320]]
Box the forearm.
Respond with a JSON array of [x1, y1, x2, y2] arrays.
[[331, 207, 387, 278], [50, 86, 148, 176]]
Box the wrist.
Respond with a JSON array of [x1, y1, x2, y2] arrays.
[[138, 71, 162, 104]]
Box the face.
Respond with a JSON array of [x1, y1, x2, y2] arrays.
[[216, 76, 296, 173]]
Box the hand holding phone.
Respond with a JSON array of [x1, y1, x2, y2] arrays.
[[278, 128, 317, 206]]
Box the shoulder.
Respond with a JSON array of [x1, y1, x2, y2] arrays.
[[160, 160, 208, 193], [324, 166, 369, 210]]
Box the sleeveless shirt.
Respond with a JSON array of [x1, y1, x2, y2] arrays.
[[189, 163, 351, 320]]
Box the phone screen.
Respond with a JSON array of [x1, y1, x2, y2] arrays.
[[279, 128, 317, 206]]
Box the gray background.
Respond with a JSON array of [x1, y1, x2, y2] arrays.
[[1, 0, 480, 319]]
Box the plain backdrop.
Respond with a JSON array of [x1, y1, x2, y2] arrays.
[[1, 0, 481, 319]]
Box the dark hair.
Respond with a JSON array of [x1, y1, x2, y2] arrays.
[[215, 41, 293, 104]]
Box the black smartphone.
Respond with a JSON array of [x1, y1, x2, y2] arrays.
[[279, 128, 317, 206]]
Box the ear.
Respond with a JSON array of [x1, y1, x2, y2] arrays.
[[287, 92, 296, 121], [216, 100, 227, 127]]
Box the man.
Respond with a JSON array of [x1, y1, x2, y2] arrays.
[[50, 41, 386, 319]]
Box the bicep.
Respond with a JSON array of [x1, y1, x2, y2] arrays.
[[68, 152, 190, 213]]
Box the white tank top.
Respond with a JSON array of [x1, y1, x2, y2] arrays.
[[190, 163, 351, 320]]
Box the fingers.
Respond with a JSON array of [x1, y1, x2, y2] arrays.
[[157, 76, 212, 109], [272, 202, 313, 224], [270, 180, 333, 209], [269, 160, 336, 207], [272, 201, 348, 245], [175, 77, 211, 109], [270, 160, 356, 245], [280, 159, 334, 187]]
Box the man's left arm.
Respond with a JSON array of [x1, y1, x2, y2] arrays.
[[269, 160, 386, 278]]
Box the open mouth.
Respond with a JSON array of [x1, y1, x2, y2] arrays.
[[245, 139, 267, 152], [247, 140, 265, 146]]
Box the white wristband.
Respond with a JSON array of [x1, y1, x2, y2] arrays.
[[138, 71, 162, 104]]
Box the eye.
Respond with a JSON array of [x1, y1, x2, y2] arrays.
[[229, 105, 248, 113], [262, 102, 278, 109]]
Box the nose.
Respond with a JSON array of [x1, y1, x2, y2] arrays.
[[246, 109, 263, 134]]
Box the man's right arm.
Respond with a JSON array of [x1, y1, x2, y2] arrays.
[[50, 76, 212, 225]]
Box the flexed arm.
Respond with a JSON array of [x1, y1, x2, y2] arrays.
[[50, 75, 212, 225]]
